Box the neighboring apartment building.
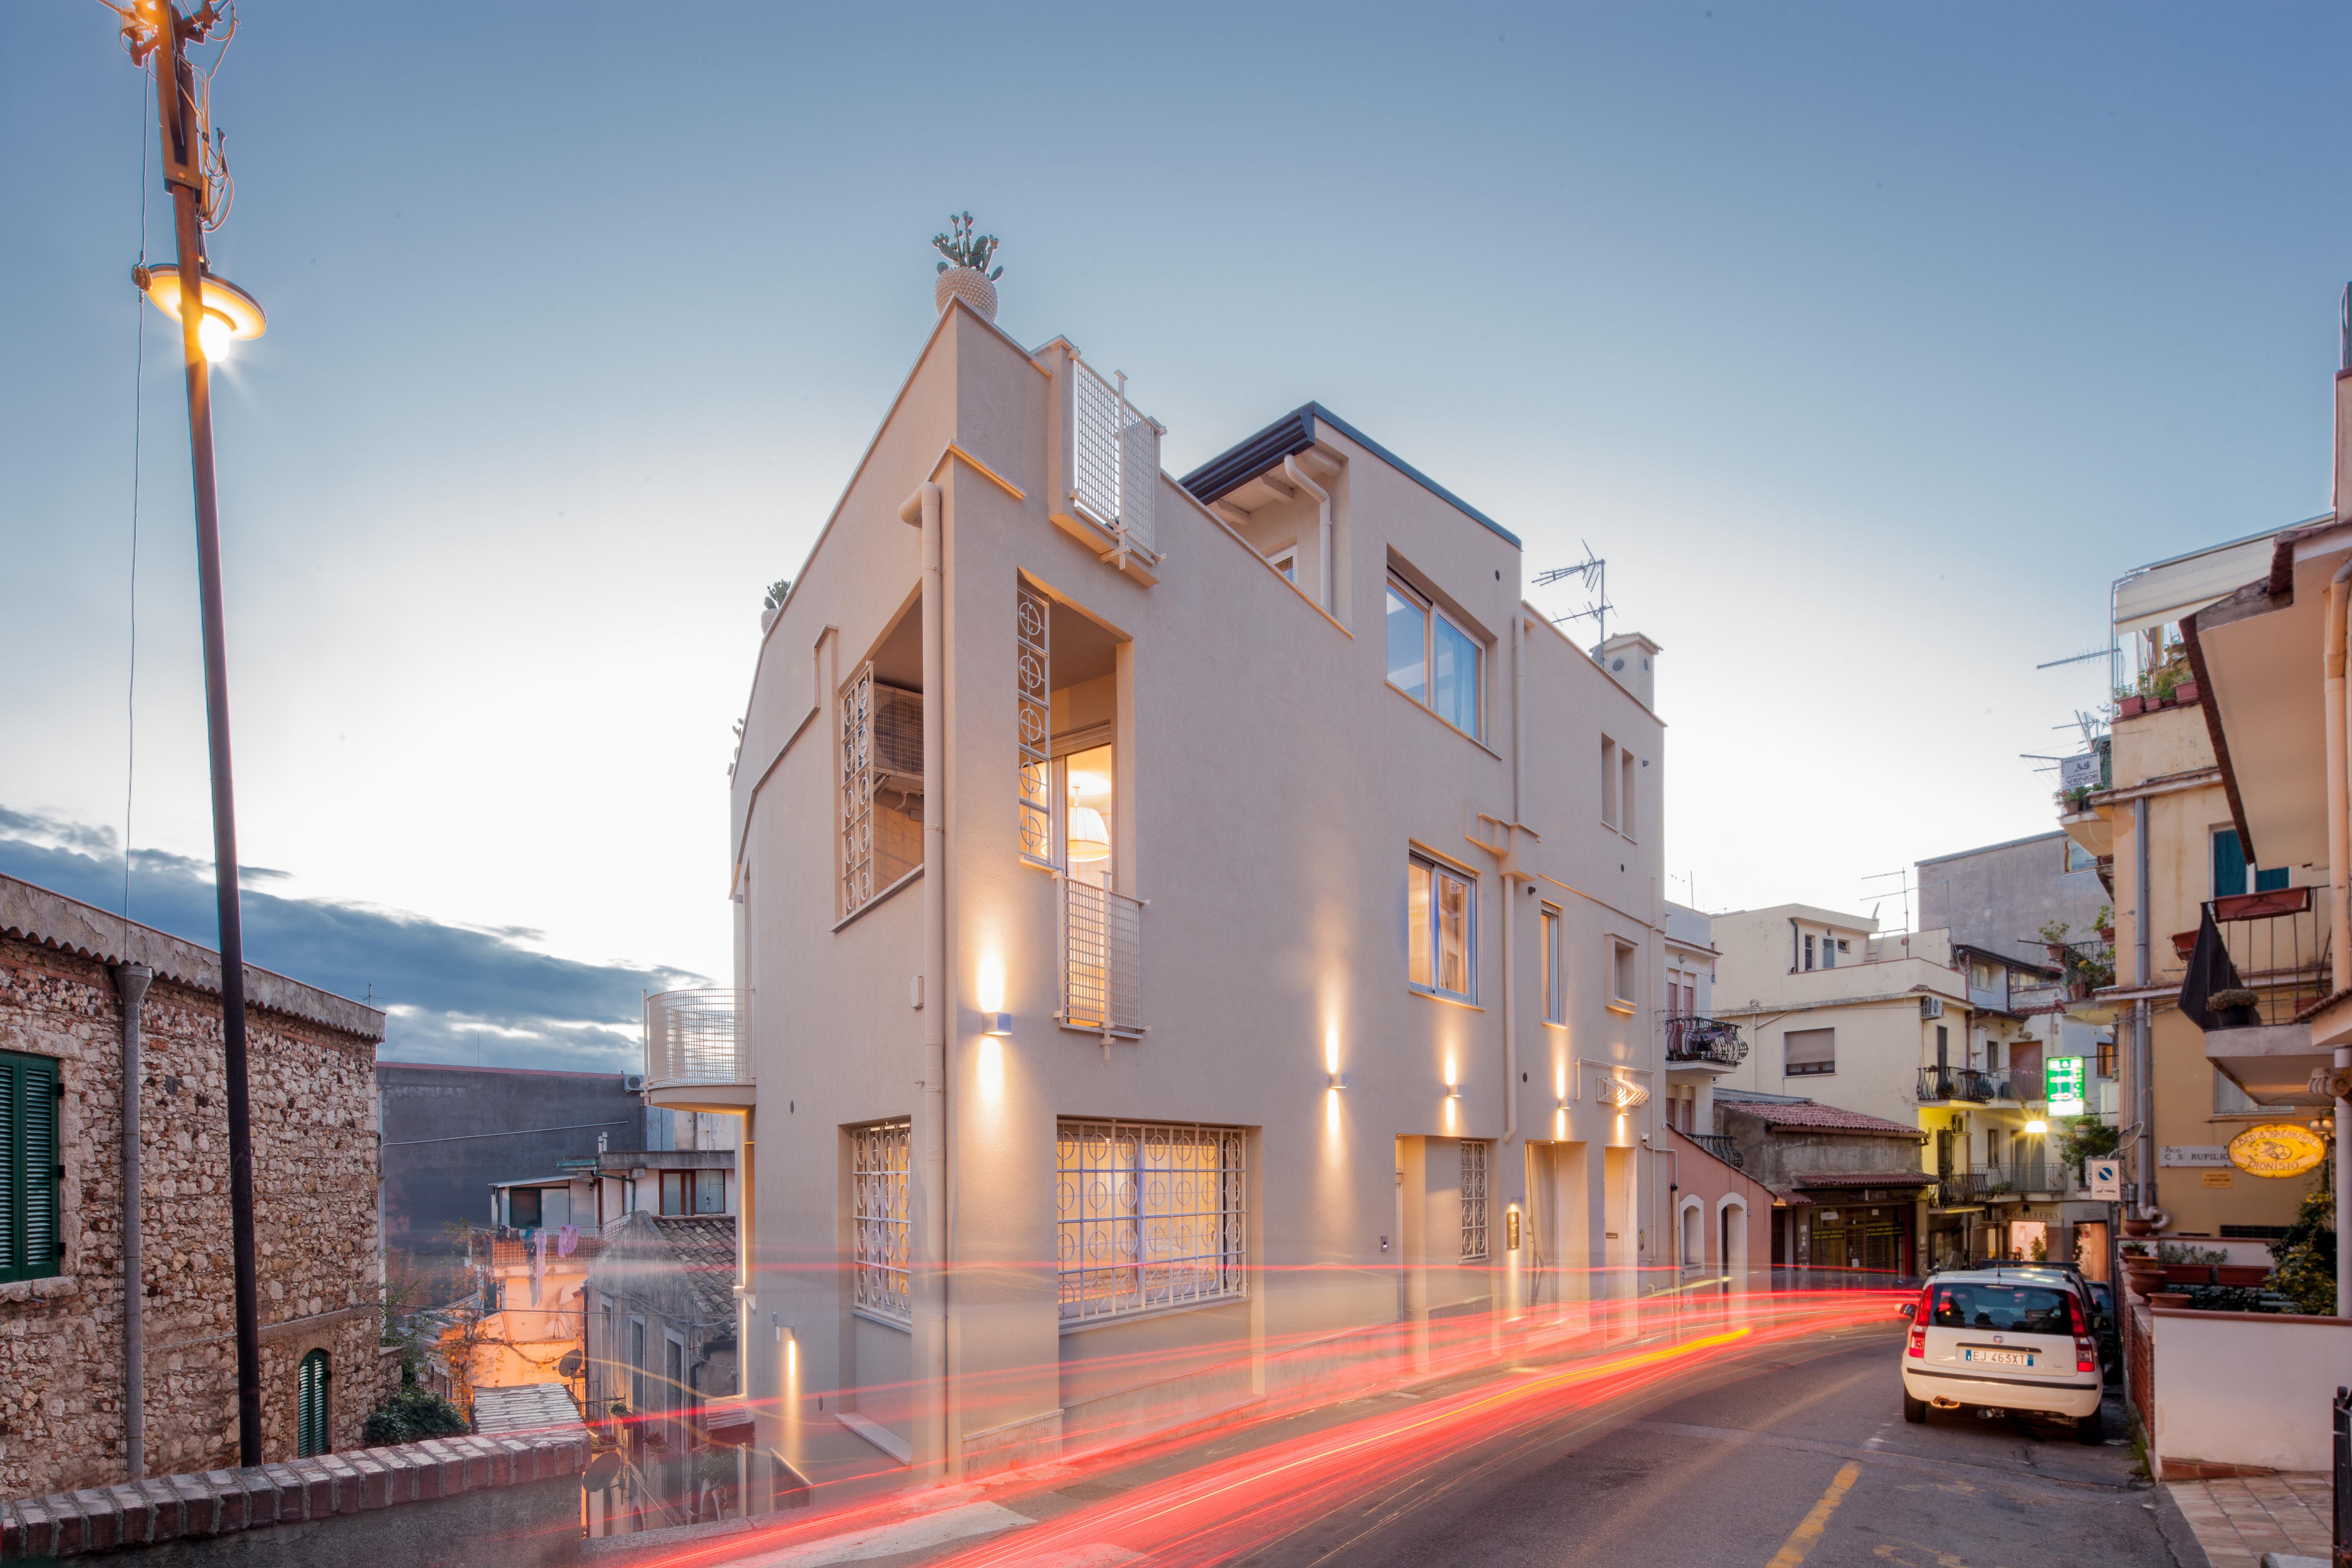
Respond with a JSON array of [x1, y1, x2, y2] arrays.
[[666, 292, 1677, 1489], [2065, 527, 2331, 1248], [1711, 1089, 1934, 1274], [1709, 904, 2090, 1269], [0, 873, 393, 1497]]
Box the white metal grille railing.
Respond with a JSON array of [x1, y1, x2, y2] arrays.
[[1056, 1120, 1246, 1326], [1016, 583, 1052, 865], [1063, 875, 1142, 1035], [643, 989, 748, 1088], [1460, 1138, 1489, 1260], [851, 1120, 910, 1324], [841, 663, 877, 917], [1069, 358, 1158, 559]]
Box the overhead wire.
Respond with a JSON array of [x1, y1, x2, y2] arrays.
[[124, 44, 151, 922]]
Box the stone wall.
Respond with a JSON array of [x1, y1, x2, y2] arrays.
[[0, 905, 391, 1499]]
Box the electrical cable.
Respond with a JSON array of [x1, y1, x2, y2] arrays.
[[124, 54, 150, 922]]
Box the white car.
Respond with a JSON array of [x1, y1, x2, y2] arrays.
[[1900, 1267, 2106, 1442]]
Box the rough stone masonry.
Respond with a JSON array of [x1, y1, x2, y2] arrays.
[[0, 873, 394, 1500]]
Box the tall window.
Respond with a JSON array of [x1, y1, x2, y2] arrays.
[[2097, 1038, 2117, 1078], [1600, 737, 1620, 830], [841, 662, 923, 917], [1057, 1120, 1246, 1325], [1803, 934, 1816, 971], [1460, 1140, 1489, 1260], [1610, 939, 1637, 1009], [1017, 582, 1052, 864], [2212, 828, 2289, 897], [1385, 576, 1481, 739], [0, 1050, 62, 1284], [851, 1121, 911, 1324], [1541, 906, 1564, 1023], [296, 1351, 332, 1457], [1785, 1028, 1835, 1077], [1408, 854, 1476, 1000], [630, 1319, 646, 1412], [1620, 747, 1638, 841]]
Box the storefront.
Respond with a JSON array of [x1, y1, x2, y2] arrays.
[[1792, 1178, 1934, 1279]]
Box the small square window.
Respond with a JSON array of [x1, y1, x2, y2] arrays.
[[1785, 1028, 1835, 1076]]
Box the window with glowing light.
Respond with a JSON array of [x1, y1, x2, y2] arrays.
[[1408, 854, 1476, 1001], [851, 1120, 911, 1325], [1460, 1139, 1490, 1260], [1057, 1119, 1246, 1326]]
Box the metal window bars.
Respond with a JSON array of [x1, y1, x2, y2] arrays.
[[643, 989, 748, 1088], [841, 662, 923, 918], [1069, 356, 1159, 566], [841, 663, 877, 916], [1055, 1119, 1246, 1325], [1460, 1139, 1489, 1259], [851, 1120, 911, 1324], [1062, 874, 1143, 1037], [1017, 583, 1052, 865], [1662, 1015, 1749, 1065]]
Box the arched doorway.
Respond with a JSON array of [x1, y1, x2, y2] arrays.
[[1720, 1200, 1749, 1292]]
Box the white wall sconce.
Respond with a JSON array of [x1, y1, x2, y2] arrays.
[[1327, 1073, 1349, 1090], [1446, 1083, 1468, 1099], [983, 1013, 1013, 1036]]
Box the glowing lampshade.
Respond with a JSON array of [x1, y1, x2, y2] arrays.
[[1066, 805, 1111, 863], [136, 265, 266, 362]]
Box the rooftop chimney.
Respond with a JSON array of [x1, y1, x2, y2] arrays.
[[1595, 632, 1663, 711]]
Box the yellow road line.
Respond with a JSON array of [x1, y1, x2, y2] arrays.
[[1765, 1461, 1860, 1567]]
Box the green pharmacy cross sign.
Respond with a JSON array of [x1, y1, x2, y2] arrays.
[[2045, 1055, 2087, 1117]]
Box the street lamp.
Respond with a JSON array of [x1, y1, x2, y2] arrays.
[[133, 263, 265, 361]]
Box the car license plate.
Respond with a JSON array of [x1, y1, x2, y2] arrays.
[[1963, 1348, 2032, 1367]]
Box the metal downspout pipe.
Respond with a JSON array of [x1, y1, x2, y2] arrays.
[[2133, 796, 2166, 1229], [114, 962, 151, 1480], [898, 481, 950, 1479], [1280, 456, 1332, 614], [2326, 560, 2352, 1313], [1505, 610, 1524, 1151]]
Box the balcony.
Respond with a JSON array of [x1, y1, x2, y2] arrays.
[[1685, 1132, 1745, 1169], [1917, 1068, 1996, 1104], [1061, 876, 1143, 1038], [1937, 1160, 2071, 1205], [2174, 888, 2332, 1029], [1663, 1015, 1749, 1068], [643, 988, 753, 1110]]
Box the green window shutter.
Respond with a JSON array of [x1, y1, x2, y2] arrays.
[[297, 1350, 331, 1456], [0, 1051, 62, 1284]]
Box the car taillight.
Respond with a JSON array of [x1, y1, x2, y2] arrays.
[[2070, 1293, 2098, 1373], [1906, 1325, 1926, 1359]]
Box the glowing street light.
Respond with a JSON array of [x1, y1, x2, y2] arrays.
[[134, 263, 266, 361]]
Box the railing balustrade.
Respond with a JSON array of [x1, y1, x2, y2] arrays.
[[1063, 876, 1143, 1036], [1685, 1132, 1745, 1169], [1918, 1067, 1996, 1104], [1663, 1015, 1749, 1066], [644, 988, 750, 1088]]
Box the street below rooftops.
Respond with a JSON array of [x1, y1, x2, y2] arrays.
[[640, 1303, 2197, 1568]]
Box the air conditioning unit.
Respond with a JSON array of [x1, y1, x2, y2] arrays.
[[623, 1074, 645, 1092], [873, 684, 925, 784], [1919, 996, 1944, 1020]]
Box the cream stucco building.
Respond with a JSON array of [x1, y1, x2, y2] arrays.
[[649, 296, 1704, 1491]]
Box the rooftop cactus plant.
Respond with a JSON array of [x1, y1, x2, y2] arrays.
[[933, 211, 1003, 280]]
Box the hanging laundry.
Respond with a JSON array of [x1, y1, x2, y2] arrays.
[[558, 1223, 580, 1258], [531, 1225, 547, 1306]]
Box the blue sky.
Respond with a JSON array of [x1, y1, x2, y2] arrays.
[[6, 3, 2349, 1066]]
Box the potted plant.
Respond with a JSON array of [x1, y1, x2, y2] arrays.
[[932, 212, 1003, 321], [2120, 1241, 2163, 1295], [2116, 688, 2145, 718]]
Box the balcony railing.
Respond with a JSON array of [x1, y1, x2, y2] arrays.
[[1685, 1132, 1745, 1169], [1062, 877, 1143, 1036], [2171, 887, 2332, 1028], [1663, 1015, 1749, 1067], [644, 988, 749, 1089], [1939, 1160, 2069, 1203], [1918, 1067, 1996, 1104], [1069, 356, 1159, 560]]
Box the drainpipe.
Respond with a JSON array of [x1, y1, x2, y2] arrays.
[[1503, 611, 1525, 1148], [114, 962, 152, 1480], [2132, 797, 2167, 1228], [897, 481, 949, 1479], [1281, 456, 1332, 613], [2329, 552, 2352, 1315]]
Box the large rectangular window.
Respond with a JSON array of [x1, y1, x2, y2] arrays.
[[1460, 1139, 1489, 1260], [1541, 906, 1564, 1024], [1385, 576, 1481, 739], [2212, 828, 2289, 897], [1785, 1028, 1836, 1077], [1609, 938, 1637, 1009], [1408, 854, 1476, 1000], [851, 1121, 911, 1324], [1057, 1120, 1246, 1326], [0, 1050, 61, 1283]]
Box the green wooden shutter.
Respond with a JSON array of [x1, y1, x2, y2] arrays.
[[0, 1051, 62, 1284], [297, 1350, 331, 1456]]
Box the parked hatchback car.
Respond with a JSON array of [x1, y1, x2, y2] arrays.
[[1900, 1268, 2106, 1441]]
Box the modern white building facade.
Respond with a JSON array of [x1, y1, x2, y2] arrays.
[[658, 297, 1676, 1488]]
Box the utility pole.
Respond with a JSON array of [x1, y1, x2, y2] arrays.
[[119, 0, 265, 1467]]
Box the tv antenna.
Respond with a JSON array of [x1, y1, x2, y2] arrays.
[[1861, 868, 1912, 935], [1535, 543, 1611, 648]]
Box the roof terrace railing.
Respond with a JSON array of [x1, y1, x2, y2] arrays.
[[644, 988, 749, 1090]]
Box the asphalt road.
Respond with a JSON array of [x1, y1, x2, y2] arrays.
[[1228, 1327, 2202, 1568]]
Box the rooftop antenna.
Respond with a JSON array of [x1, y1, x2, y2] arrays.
[[1861, 868, 1912, 935], [1535, 543, 1611, 650]]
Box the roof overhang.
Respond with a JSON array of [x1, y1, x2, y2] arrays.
[[2184, 518, 2352, 868], [1178, 402, 1522, 547]]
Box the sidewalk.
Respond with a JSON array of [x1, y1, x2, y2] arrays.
[[2165, 1473, 2332, 1566]]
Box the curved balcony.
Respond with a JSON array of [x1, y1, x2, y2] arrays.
[[643, 988, 752, 1110], [1663, 1015, 1748, 1069]]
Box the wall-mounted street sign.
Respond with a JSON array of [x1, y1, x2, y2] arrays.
[[2159, 1145, 2229, 1167], [2228, 1123, 2326, 1179], [2086, 1159, 2121, 1200], [2045, 1056, 2086, 1117]]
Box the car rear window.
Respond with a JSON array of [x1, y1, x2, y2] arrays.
[[1929, 1284, 2072, 1333]]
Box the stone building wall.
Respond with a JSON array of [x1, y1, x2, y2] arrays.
[[0, 879, 392, 1501]]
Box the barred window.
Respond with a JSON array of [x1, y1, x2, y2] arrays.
[[851, 1120, 911, 1324], [1056, 1120, 1246, 1326], [1460, 1139, 1489, 1260], [1017, 582, 1052, 864], [841, 663, 923, 920]]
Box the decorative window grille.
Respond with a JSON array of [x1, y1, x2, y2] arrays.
[[0, 1049, 61, 1284], [852, 1120, 911, 1323], [1063, 878, 1143, 1035], [296, 1350, 332, 1457], [1460, 1139, 1489, 1260], [1017, 583, 1052, 864], [1069, 359, 1158, 559], [841, 664, 877, 917], [1056, 1119, 1245, 1326], [841, 663, 922, 918]]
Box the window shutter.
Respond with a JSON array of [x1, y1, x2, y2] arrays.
[[1784, 1029, 1836, 1075], [0, 1052, 61, 1284]]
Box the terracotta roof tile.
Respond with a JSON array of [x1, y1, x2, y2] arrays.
[[1721, 1099, 1925, 1139], [1790, 1171, 1938, 1189]]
